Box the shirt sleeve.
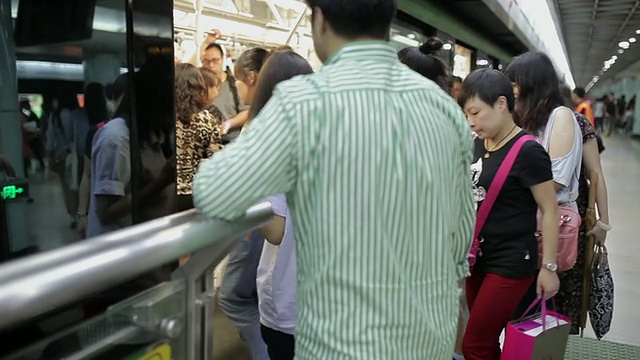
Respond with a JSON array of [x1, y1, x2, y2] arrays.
[[92, 127, 131, 196], [451, 112, 476, 280], [517, 141, 553, 188], [193, 90, 296, 220]]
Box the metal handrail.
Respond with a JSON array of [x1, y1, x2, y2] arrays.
[[0, 202, 273, 331]]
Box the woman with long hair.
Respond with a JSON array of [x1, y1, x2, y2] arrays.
[[505, 52, 585, 319], [215, 46, 271, 360], [248, 49, 313, 360]]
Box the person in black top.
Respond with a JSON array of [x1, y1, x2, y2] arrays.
[[457, 69, 560, 360]]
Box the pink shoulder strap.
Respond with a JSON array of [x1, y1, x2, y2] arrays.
[[474, 134, 535, 239]]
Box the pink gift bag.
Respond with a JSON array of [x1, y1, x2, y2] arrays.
[[501, 298, 571, 360]]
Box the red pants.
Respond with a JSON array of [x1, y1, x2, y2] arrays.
[[462, 270, 534, 360]]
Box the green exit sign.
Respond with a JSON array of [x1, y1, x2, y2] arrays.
[[1, 179, 29, 201]]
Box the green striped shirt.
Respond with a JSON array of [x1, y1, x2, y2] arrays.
[[193, 41, 475, 359]]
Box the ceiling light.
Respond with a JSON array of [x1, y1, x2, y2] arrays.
[[636, 29, 640, 34], [443, 43, 452, 51], [407, 33, 416, 39], [612, 55, 618, 60], [630, 37, 637, 43], [619, 41, 630, 48], [618, 49, 624, 54]]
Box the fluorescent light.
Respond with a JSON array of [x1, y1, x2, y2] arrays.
[[16, 60, 127, 81], [390, 35, 419, 47], [630, 37, 637, 43], [612, 55, 618, 60]]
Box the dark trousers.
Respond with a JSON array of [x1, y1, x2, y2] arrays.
[[260, 324, 294, 360], [462, 270, 534, 360]]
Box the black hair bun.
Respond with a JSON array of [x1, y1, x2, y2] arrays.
[[419, 37, 444, 55]]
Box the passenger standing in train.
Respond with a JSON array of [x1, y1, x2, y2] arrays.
[[174, 63, 223, 212], [245, 50, 313, 360], [505, 52, 584, 319], [458, 69, 560, 360], [86, 70, 174, 238], [398, 38, 467, 360], [192, 31, 250, 139], [193, 0, 475, 358], [76, 74, 127, 238], [213, 47, 270, 360]]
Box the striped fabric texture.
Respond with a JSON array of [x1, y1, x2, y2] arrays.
[[193, 41, 475, 359]]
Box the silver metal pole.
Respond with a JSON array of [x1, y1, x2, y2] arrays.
[[0, 202, 273, 330], [285, 7, 308, 46]]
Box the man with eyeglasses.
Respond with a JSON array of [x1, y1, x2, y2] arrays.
[[191, 30, 249, 138]]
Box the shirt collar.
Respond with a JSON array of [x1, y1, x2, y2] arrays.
[[325, 41, 398, 66]]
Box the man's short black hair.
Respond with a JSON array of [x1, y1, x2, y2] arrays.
[[457, 68, 515, 112], [573, 87, 586, 99], [306, 0, 398, 39], [205, 43, 224, 55]]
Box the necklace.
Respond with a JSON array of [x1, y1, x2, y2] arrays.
[[484, 125, 518, 158]]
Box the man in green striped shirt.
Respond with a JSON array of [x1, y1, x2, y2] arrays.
[[193, 1, 475, 358]]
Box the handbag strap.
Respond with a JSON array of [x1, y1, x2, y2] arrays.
[[520, 297, 560, 331], [474, 134, 535, 239]]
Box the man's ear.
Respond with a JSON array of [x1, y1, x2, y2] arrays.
[[311, 6, 329, 36]]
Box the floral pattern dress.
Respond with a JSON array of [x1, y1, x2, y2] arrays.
[[555, 111, 597, 334]]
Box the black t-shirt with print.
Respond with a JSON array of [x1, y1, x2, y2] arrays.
[[471, 131, 553, 278]]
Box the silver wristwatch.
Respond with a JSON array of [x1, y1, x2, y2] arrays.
[[542, 262, 558, 272]]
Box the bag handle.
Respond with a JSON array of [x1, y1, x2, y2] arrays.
[[474, 134, 535, 239], [518, 297, 560, 331]]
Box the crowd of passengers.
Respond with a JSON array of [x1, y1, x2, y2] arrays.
[[57, 1, 614, 359]]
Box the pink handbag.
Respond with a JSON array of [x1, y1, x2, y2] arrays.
[[468, 135, 535, 267], [535, 206, 580, 272], [501, 298, 571, 359]]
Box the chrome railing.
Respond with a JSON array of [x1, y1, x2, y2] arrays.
[[0, 201, 273, 359]]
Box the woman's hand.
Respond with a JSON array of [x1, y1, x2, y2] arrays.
[[587, 225, 607, 245], [536, 269, 560, 300]]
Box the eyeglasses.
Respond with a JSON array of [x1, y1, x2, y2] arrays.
[[202, 58, 222, 66]]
